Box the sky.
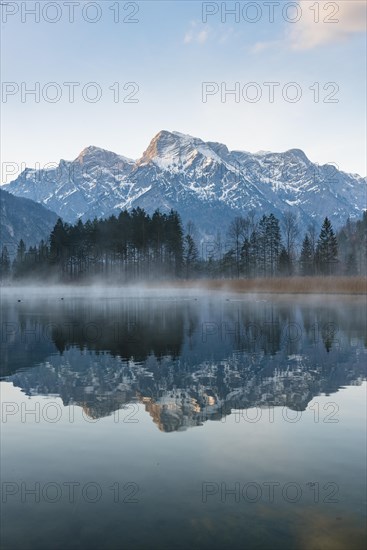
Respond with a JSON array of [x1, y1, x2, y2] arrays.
[[1, 0, 366, 182]]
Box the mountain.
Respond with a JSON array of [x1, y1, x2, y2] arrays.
[[3, 131, 366, 236], [0, 188, 59, 255]]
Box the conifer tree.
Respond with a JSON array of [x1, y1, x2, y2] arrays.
[[183, 234, 199, 278], [12, 239, 26, 278], [0, 246, 11, 280], [300, 234, 314, 275], [315, 217, 338, 275], [278, 247, 291, 276]]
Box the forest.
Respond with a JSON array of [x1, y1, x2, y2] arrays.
[[1, 208, 366, 282]]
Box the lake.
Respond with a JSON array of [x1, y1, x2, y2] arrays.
[[1, 287, 366, 549]]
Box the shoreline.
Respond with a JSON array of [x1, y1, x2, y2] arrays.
[[1, 277, 366, 296]]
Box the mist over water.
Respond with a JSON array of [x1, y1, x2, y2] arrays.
[[1, 287, 366, 549]]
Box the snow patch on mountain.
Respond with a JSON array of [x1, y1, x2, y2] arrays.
[[3, 131, 366, 237]]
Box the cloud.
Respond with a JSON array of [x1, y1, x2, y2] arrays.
[[251, 40, 282, 54], [218, 27, 236, 44], [289, 0, 367, 50], [183, 22, 237, 45], [184, 22, 210, 44], [251, 1, 366, 53]]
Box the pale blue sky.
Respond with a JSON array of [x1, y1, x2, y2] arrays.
[[1, 0, 366, 181]]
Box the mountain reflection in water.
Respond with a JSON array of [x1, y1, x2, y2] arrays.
[[1, 293, 366, 432]]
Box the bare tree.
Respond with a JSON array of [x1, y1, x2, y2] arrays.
[[186, 221, 197, 239], [282, 211, 299, 273], [213, 230, 223, 262], [307, 222, 317, 256], [228, 216, 247, 278]]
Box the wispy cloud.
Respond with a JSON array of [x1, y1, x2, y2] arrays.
[[251, 40, 282, 54], [184, 21, 210, 44], [290, 0, 367, 50], [183, 21, 238, 45], [252, 0, 366, 53]]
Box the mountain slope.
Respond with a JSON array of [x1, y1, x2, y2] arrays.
[[0, 189, 59, 254], [3, 131, 366, 235]]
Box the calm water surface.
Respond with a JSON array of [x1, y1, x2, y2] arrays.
[[1, 288, 366, 550]]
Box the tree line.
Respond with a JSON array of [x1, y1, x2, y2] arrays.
[[0, 208, 366, 282], [206, 212, 366, 278]]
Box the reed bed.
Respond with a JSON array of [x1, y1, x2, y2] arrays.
[[157, 277, 367, 295]]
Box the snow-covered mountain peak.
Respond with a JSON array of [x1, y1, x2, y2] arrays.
[[75, 145, 133, 167], [283, 148, 311, 164], [4, 131, 366, 236], [138, 130, 193, 164], [206, 142, 230, 158], [138, 130, 228, 172]]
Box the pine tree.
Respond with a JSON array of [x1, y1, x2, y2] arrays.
[[0, 246, 11, 280], [50, 219, 70, 276], [258, 215, 268, 276], [315, 217, 338, 275], [267, 214, 282, 276], [345, 252, 357, 275], [300, 234, 314, 275], [257, 214, 282, 276], [221, 249, 236, 278], [166, 210, 184, 276], [12, 239, 26, 278], [240, 238, 251, 278], [278, 247, 291, 276], [183, 234, 199, 278], [249, 229, 258, 277], [227, 216, 247, 278], [150, 210, 165, 270], [356, 211, 367, 275], [17, 239, 26, 261]]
